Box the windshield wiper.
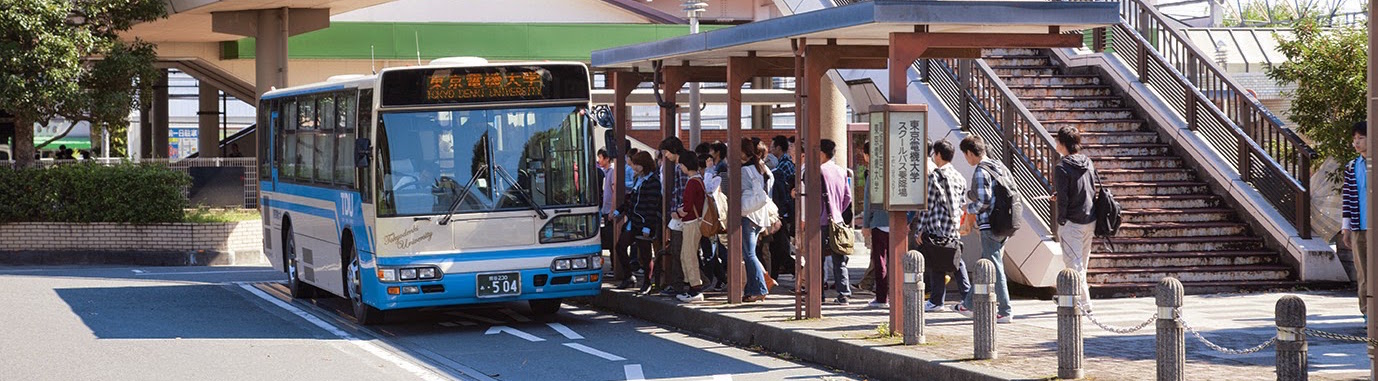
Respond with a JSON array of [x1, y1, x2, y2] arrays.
[[438, 166, 488, 225], [493, 164, 549, 220]]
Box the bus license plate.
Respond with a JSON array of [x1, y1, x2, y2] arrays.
[[477, 273, 521, 298]]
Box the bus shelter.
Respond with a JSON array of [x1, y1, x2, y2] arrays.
[[592, 0, 1117, 337]]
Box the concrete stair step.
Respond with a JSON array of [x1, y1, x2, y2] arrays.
[[1115, 221, 1250, 237], [992, 66, 1058, 76], [1041, 119, 1144, 133], [1102, 181, 1210, 196], [1093, 235, 1265, 253], [1087, 265, 1292, 284], [984, 57, 1054, 67], [983, 48, 1041, 56], [1121, 208, 1237, 223], [1002, 74, 1101, 86], [1117, 195, 1222, 209], [1087, 156, 1184, 170], [1089, 250, 1278, 268], [1078, 132, 1159, 145], [1098, 168, 1195, 183], [1007, 86, 1113, 97], [1020, 96, 1124, 109], [1031, 108, 1136, 120], [1089, 280, 1346, 298], [1083, 144, 1172, 157]]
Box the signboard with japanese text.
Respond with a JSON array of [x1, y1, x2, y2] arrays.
[[870, 105, 928, 211], [867, 116, 885, 202], [380, 64, 590, 107]]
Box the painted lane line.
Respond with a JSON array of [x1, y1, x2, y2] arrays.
[[564, 343, 625, 361], [623, 364, 645, 380], [137, 269, 277, 276], [708, 375, 732, 381], [547, 323, 584, 340], [485, 326, 545, 342], [450, 311, 504, 325], [237, 284, 451, 381], [131, 269, 146, 274], [499, 308, 533, 322]]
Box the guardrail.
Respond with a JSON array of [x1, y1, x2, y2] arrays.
[[1093, 0, 1315, 238], [918, 58, 1060, 233]]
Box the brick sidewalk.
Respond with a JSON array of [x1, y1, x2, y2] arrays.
[[590, 267, 1369, 380]]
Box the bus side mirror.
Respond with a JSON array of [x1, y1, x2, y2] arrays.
[[355, 138, 371, 168]]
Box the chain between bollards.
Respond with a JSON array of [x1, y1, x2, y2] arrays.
[[902, 250, 925, 345]]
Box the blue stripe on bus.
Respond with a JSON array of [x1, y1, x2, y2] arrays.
[[261, 84, 349, 100], [265, 199, 336, 220], [374, 244, 601, 266]]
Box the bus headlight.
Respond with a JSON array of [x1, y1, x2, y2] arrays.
[[418, 267, 438, 279], [378, 269, 398, 282], [539, 214, 599, 244], [399, 268, 418, 280], [554, 259, 572, 270], [591, 256, 604, 269], [571, 257, 589, 269], [378, 266, 441, 282]]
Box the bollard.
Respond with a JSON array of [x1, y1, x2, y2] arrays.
[[902, 250, 925, 345], [1057, 268, 1084, 380], [1275, 295, 1308, 381], [974, 258, 997, 359], [1156, 277, 1185, 381]]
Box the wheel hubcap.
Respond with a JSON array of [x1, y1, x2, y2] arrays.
[[348, 259, 363, 305]]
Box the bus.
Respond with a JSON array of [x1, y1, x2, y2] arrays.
[[257, 58, 603, 324]]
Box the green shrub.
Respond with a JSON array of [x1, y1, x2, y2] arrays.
[[0, 162, 190, 223]]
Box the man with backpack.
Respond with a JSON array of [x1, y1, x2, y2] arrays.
[[954, 136, 1018, 323], [1053, 126, 1097, 311]]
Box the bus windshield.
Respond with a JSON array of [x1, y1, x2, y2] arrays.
[[376, 104, 593, 217]]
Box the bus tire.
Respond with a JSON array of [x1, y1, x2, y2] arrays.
[[284, 222, 319, 299], [345, 245, 386, 325], [529, 298, 562, 316]]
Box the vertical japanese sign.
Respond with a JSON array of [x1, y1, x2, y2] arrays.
[[871, 105, 928, 211], [868, 115, 886, 202]]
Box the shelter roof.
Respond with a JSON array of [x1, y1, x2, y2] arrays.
[[592, 0, 1119, 70], [125, 0, 393, 43]]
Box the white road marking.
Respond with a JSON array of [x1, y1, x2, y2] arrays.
[[450, 311, 504, 325], [547, 322, 584, 340], [137, 269, 276, 276], [708, 375, 733, 381], [484, 326, 545, 342], [438, 322, 458, 327], [237, 284, 451, 381], [499, 308, 533, 322], [564, 343, 626, 361], [623, 364, 645, 380], [131, 269, 146, 274]]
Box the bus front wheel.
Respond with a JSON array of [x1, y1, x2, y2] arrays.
[[346, 247, 386, 325], [529, 298, 562, 316]]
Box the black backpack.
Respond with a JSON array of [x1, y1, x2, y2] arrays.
[[1092, 170, 1123, 240], [978, 162, 1023, 237]]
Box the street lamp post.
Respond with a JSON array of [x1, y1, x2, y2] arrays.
[[685, 1, 708, 147]]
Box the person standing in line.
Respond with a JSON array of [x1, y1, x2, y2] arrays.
[[597, 149, 616, 257], [1344, 121, 1370, 318], [818, 139, 854, 304], [954, 135, 1014, 323], [674, 151, 708, 302], [917, 140, 970, 312], [740, 138, 774, 302], [612, 151, 663, 292], [769, 135, 797, 279], [657, 137, 689, 297], [1053, 126, 1097, 311], [860, 141, 891, 309]]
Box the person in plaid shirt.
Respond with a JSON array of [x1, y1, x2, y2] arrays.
[[915, 140, 970, 312], [656, 136, 690, 296], [954, 136, 1014, 323]]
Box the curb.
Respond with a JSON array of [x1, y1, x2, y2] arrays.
[[0, 250, 270, 267], [586, 288, 1025, 381]]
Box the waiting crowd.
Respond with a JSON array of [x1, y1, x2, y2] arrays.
[[596, 126, 1106, 325]]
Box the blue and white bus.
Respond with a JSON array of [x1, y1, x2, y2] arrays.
[[257, 58, 603, 324]]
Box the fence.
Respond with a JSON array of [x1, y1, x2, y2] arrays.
[[3, 157, 260, 209]]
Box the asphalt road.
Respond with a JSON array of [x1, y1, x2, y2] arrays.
[[0, 265, 858, 381]]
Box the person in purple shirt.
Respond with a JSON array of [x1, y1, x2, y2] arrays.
[[818, 139, 854, 304]]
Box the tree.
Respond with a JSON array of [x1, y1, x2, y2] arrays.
[[1266, 19, 1367, 175], [1, 0, 165, 166]]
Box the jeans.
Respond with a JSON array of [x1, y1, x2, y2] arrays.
[[1060, 221, 1096, 309], [926, 258, 970, 306], [742, 217, 769, 297], [830, 253, 851, 297], [870, 228, 890, 303], [963, 230, 1012, 316], [701, 237, 726, 286], [660, 229, 685, 290]]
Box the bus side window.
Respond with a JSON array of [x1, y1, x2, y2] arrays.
[[358, 89, 374, 204], [335, 92, 356, 188]]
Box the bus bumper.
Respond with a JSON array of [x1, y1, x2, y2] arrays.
[[363, 267, 604, 310]]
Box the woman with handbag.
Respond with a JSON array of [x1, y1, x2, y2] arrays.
[[673, 152, 707, 302], [740, 139, 774, 302], [611, 151, 663, 293]]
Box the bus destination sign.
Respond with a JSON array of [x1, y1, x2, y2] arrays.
[[381, 64, 589, 107]]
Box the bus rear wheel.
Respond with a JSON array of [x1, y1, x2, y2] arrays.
[[346, 247, 386, 325], [529, 298, 562, 316], [284, 224, 319, 299]]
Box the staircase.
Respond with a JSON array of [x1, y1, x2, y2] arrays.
[[984, 48, 1297, 296]]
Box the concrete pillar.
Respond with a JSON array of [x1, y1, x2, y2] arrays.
[[1057, 268, 1085, 379], [152, 69, 170, 158], [1156, 278, 1186, 381], [820, 78, 847, 168], [212, 8, 329, 98], [973, 258, 998, 360], [902, 250, 925, 344], [1275, 295, 1308, 381], [138, 103, 151, 159], [751, 78, 772, 131], [198, 83, 221, 158]]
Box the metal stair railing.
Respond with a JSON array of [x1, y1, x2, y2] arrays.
[[918, 58, 1061, 234], [1090, 0, 1315, 238]]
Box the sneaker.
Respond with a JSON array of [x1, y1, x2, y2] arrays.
[[659, 286, 679, 297], [867, 301, 890, 309], [997, 314, 1014, 324], [831, 296, 850, 305], [923, 301, 943, 313], [953, 304, 974, 318], [677, 293, 704, 303], [744, 294, 767, 302]]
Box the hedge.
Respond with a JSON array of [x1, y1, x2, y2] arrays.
[[0, 162, 191, 223]]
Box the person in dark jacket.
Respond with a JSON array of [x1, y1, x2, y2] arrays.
[[1053, 126, 1096, 310], [613, 151, 663, 292]]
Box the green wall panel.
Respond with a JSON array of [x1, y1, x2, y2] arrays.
[[222, 22, 729, 61]]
